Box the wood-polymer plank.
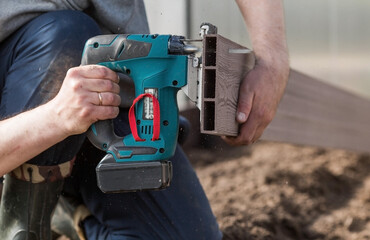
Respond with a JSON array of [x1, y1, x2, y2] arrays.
[[261, 70, 370, 153], [183, 69, 370, 154], [187, 33, 370, 153], [201, 34, 255, 136]]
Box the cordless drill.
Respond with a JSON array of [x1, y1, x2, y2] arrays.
[[81, 34, 197, 193]]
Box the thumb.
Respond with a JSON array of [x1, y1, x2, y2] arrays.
[[236, 92, 254, 123]]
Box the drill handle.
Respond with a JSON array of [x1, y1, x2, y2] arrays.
[[87, 120, 121, 151], [81, 34, 129, 152]]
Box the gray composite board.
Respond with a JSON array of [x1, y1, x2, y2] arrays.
[[201, 34, 255, 136], [186, 33, 370, 154], [262, 70, 370, 154]]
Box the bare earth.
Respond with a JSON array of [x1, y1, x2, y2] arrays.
[[186, 141, 370, 240]]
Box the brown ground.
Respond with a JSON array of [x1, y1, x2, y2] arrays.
[[186, 141, 370, 240]]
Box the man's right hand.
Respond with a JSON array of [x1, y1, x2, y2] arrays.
[[49, 65, 121, 135]]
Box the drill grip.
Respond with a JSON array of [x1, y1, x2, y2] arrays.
[[87, 120, 122, 151]]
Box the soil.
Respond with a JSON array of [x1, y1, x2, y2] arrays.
[[186, 141, 370, 240]]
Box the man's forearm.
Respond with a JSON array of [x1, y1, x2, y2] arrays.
[[235, 0, 289, 65], [0, 103, 68, 176]]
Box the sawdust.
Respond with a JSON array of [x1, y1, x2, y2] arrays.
[[186, 141, 370, 240]]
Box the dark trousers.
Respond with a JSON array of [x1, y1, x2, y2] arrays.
[[0, 10, 222, 239]]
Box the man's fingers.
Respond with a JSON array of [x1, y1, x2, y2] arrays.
[[224, 97, 274, 146], [224, 112, 260, 145], [251, 116, 271, 143], [69, 65, 119, 83], [93, 106, 120, 121], [81, 78, 120, 94], [238, 117, 259, 144], [236, 91, 254, 123], [93, 92, 121, 106]]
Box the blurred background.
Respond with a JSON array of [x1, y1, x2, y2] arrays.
[[144, 0, 370, 99]]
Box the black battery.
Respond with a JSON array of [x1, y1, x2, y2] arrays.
[[95, 154, 172, 193]]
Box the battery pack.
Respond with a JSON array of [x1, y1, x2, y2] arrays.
[[95, 154, 172, 193]]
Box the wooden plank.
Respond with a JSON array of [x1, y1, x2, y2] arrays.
[[201, 34, 255, 136], [182, 69, 370, 154], [187, 33, 370, 153], [261, 70, 370, 153]]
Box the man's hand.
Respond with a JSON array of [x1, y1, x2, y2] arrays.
[[0, 65, 121, 175], [224, 0, 289, 145], [224, 55, 289, 146], [48, 65, 121, 135]]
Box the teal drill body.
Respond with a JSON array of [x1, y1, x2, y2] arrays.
[[81, 34, 190, 192]]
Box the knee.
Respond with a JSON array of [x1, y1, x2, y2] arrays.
[[43, 11, 100, 39], [25, 10, 101, 53]]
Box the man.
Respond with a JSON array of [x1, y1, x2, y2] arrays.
[[0, 0, 289, 239]]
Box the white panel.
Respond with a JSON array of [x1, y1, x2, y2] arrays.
[[189, 0, 250, 46], [143, 0, 187, 35], [284, 0, 370, 99]]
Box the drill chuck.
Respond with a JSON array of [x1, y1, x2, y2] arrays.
[[168, 35, 199, 55]]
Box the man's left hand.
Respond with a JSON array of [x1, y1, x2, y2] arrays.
[[223, 55, 289, 146]]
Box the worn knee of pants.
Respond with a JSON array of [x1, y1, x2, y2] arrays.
[[0, 10, 101, 166]]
